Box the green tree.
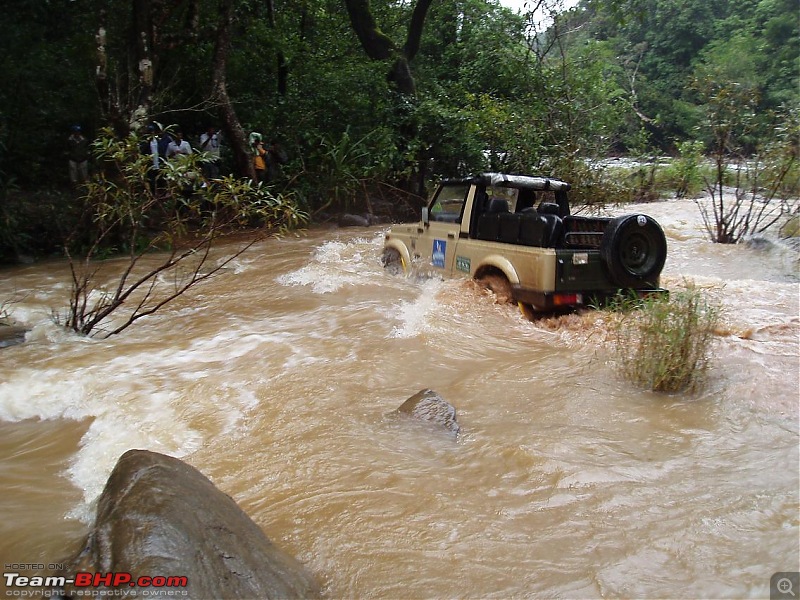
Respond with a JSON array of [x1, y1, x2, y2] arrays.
[[64, 128, 306, 337]]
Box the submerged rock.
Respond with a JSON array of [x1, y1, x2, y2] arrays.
[[338, 213, 370, 227], [0, 325, 27, 349], [58, 449, 320, 599], [744, 236, 776, 251], [394, 389, 460, 436]]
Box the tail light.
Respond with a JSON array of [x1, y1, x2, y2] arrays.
[[553, 293, 583, 306]]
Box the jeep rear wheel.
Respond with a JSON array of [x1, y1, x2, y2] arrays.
[[518, 302, 538, 320], [600, 214, 667, 288], [476, 273, 514, 304]]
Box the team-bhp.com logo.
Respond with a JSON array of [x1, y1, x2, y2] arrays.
[[4, 571, 188, 597]]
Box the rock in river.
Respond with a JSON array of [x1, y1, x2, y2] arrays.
[[58, 449, 319, 599], [0, 325, 27, 349], [394, 389, 460, 436]]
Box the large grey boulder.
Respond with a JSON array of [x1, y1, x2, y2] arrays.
[[393, 389, 460, 437], [59, 449, 319, 599]]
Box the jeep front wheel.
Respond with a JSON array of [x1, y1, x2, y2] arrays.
[[382, 248, 405, 275]]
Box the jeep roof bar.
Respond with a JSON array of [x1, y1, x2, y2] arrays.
[[439, 173, 571, 191]]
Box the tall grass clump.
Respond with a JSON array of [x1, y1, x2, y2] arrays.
[[612, 288, 721, 393]]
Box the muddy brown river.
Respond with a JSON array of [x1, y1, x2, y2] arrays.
[[0, 199, 798, 598]]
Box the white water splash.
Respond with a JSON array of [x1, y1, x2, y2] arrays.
[[277, 235, 385, 293], [388, 278, 448, 339]]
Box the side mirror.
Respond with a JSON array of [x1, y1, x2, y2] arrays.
[[421, 207, 429, 226]]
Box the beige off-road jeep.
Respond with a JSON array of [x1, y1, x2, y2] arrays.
[[382, 173, 667, 313]]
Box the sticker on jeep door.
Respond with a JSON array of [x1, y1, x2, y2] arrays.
[[456, 256, 470, 273], [432, 239, 446, 268]]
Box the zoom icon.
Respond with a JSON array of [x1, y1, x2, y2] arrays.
[[771, 572, 799, 599]]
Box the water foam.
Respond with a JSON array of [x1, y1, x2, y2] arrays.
[[388, 278, 448, 339], [277, 235, 384, 293], [0, 310, 309, 521]]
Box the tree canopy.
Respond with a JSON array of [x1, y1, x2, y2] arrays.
[[0, 0, 796, 196]]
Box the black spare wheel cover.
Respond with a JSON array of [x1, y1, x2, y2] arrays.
[[600, 214, 667, 288]]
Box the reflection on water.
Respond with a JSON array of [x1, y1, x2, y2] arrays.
[[0, 200, 798, 598]]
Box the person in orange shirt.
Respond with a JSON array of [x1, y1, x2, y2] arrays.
[[249, 132, 266, 183]]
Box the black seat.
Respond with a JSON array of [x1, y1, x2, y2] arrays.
[[488, 198, 510, 213], [476, 198, 510, 241], [540, 213, 564, 247], [519, 208, 547, 247], [538, 202, 560, 216], [498, 212, 521, 243]]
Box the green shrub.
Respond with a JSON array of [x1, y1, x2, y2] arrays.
[[780, 213, 800, 238], [551, 160, 631, 208], [612, 288, 721, 393], [63, 127, 308, 337], [661, 140, 706, 198]]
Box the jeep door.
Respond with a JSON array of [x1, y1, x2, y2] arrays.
[[421, 182, 471, 275]]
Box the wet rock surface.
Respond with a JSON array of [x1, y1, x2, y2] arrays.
[[394, 389, 460, 436], [0, 325, 26, 349], [58, 449, 320, 599]]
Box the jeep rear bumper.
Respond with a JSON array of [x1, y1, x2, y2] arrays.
[[512, 286, 669, 311]]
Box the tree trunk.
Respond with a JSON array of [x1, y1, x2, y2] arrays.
[[131, 0, 155, 131], [94, 10, 128, 136], [343, 0, 434, 193], [343, 0, 433, 95], [212, 0, 255, 180], [265, 0, 289, 96]]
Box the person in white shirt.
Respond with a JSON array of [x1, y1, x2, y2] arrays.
[[167, 129, 192, 158], [199, 125, 221, 179]]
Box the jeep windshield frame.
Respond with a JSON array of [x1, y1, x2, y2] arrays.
[[428, 181, 470, 224]]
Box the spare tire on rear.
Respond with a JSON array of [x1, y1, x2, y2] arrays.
[[600, 214, 667, 288]]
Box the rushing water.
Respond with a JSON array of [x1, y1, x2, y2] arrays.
[[0, 199, 798, 598]]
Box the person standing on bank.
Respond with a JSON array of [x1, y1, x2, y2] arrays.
[[199, 126, 221, 180], [249, 132, 267, 184], [167, 129, 192, 158], [67, 125, 89, 184], [139, 124, 161, 194]]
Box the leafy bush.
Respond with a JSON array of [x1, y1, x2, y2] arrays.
[[612, 288, 721, 393], [661, 140, 706, 198], [63, 127, 307, 337]]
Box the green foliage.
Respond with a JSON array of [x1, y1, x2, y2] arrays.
[[295, 127, 402, 213], [661, 140, 706, 198], [566, 0, 798, 150], [695, 87, 798, 243], [0, 135, 20, 260], [612, 287, 721, 393], [0, 186, 79, 264], [0, 0, 796, 211], [760, 107, 800, 201], [0, 1, 97, 186], [414, 91, 487, 178], [64, 127, 307, 337]]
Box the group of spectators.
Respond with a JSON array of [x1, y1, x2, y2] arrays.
[[67, 123, 286, 189], [139, 124, 223, 185]]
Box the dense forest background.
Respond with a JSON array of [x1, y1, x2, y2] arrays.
[[0, 0, 797, 259]]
